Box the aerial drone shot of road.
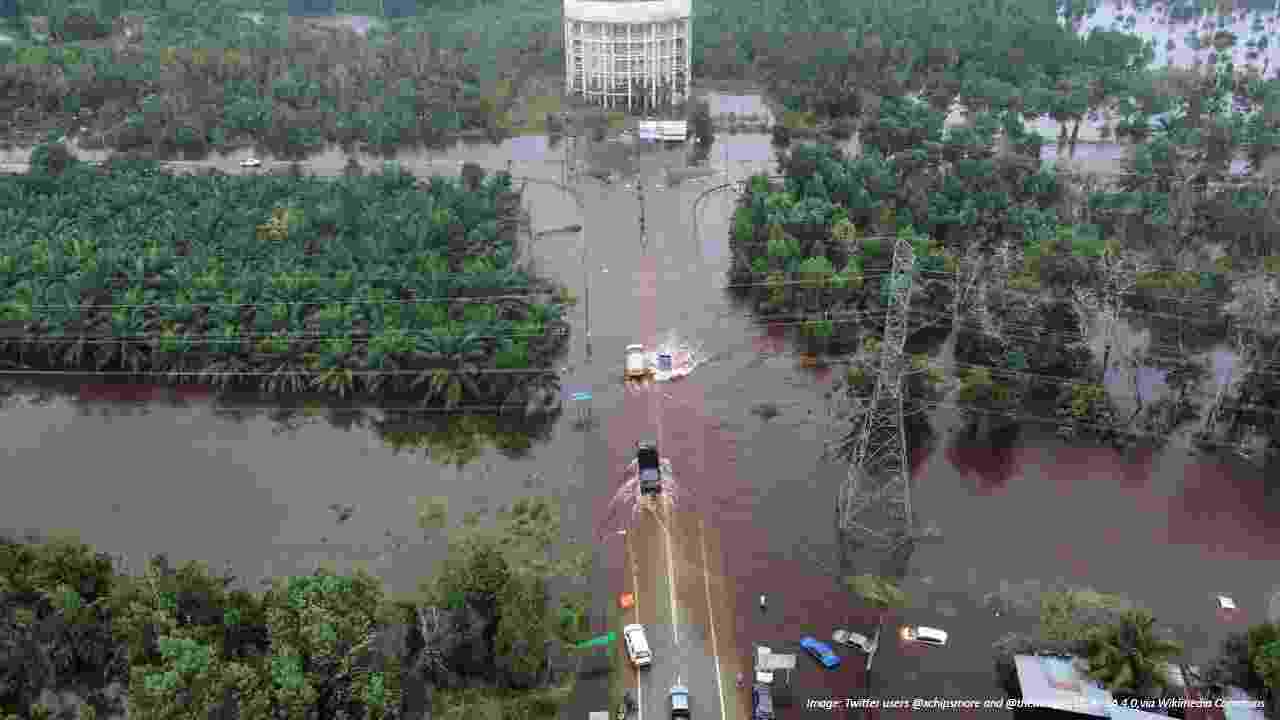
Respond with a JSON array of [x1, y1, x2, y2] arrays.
[[5, 0, 1280, 718]]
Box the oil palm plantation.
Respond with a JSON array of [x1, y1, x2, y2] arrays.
[[1083, 608, 1185, 699]]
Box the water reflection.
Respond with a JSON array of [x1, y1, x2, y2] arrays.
[[5, 376, 560, 462], [945, 422, 1023, 494]]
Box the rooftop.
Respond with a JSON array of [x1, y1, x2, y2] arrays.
[[1013, 656, 1266, 720]]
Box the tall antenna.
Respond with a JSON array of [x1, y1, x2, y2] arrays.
[[838, 235, 915, 561]]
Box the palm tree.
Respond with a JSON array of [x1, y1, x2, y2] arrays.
[[1084, 608, 1185, 699]]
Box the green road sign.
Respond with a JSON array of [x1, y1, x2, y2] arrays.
[[581, 630, 619, 648]]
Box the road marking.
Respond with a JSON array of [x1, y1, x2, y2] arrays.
[[628, 532, 643, 720], [661, 508, 680, 646], [700, 517, 728, 720]]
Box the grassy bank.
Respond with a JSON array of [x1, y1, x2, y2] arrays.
[[0, 152, 571, 408], [432, 677, 576, 720], [606, 590, 626, 714]]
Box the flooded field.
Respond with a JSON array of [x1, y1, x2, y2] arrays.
[[3, 122, 1278, 718]]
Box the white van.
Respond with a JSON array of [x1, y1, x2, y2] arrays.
[[623, 624, 652, 667]]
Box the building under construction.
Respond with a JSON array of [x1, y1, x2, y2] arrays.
[[562, 0, 691, 112]]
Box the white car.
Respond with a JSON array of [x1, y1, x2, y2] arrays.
[[239, 157, 261, 168], [832, 629, 874, 653], [625, 344, 650, 379], [622, 623, 652, 667], [901, 625, 948, 646]]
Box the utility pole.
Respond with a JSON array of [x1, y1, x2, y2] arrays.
[[838, 235, 917, 566]]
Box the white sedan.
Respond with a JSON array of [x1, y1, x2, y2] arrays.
[[239, 157, 262, 168], [901, 626, 948, 646]]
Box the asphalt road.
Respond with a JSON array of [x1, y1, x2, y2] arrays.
[[622, 497, 745, 720]]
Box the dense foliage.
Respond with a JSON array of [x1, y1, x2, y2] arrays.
[[0, 155, 570, 406], [1, 0, 562, 155], [1205, 622, 1280, 718], [0, 494, 589, 718], [732, 38, 1280, 458], [993, 591, 1279, 717], [991, 587, 1186, 705]]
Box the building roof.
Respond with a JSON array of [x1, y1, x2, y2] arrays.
[[563, 0, 690, 23], [1221, 687, 1267, 720], [1014, 655, 1112, 718], [1015, 656, 1271, 720]]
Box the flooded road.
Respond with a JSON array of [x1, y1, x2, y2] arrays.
[[3, 127, 1279, 718]]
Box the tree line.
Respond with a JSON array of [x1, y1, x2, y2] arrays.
[[0, 494, 591, 719]]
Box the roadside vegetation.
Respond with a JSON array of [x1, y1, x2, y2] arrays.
[[991, 586, 1279, 718], [0, 494, 591, 719], [0, 153, 572, 409]]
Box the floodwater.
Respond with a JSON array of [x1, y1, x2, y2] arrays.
[[3, 127, 1279, 718]]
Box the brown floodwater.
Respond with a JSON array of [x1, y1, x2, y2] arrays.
[[2, 124, 1278, 718]]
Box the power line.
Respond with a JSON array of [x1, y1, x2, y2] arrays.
[[4, 290, 568, 311], [728, 303, 1272, 357], [916, 399, 1272, 453], [0, 328, 567, 345], [1, 264, 1254, 311], [7, 299, 1274, 376], [0, 367, 557, 376]]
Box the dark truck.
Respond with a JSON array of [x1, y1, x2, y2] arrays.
[[636, 440, 662, 496]]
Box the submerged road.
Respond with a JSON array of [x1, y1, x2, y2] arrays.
[[621, 495, 747, 720]]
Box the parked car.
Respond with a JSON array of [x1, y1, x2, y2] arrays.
[[670, 684, 690, 718], [623, 623, 652, 667], [752, 683, 774, 720], [901, 625, 948, 646], [625, 343, 651, 379], [239, 157, 261, 168], [799, 636, 840, 669], [832, 629, 874, 653]]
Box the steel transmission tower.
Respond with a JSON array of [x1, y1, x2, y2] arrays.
[[838, 235, 917, 560]]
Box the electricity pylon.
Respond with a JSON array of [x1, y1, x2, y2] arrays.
[[838, 235, 918, 570]]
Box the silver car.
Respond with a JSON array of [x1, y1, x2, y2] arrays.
[[832, 629, 874, 653]]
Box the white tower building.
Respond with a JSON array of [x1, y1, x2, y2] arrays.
[[562, 0, 691, 112]]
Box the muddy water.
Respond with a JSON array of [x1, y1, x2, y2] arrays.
[[3, 129, 1279, 717]]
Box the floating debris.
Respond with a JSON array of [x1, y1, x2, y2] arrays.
[[752, 402, 781, 421], [328, 503, 357, 524]]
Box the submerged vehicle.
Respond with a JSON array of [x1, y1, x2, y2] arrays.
[[901, 625, 948, 646], [832, 628, 875, 653]]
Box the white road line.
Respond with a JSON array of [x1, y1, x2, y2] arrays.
[[661, 508, 680, 646], [629, 533, 643, 720], [700, 517, 728, 720]]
